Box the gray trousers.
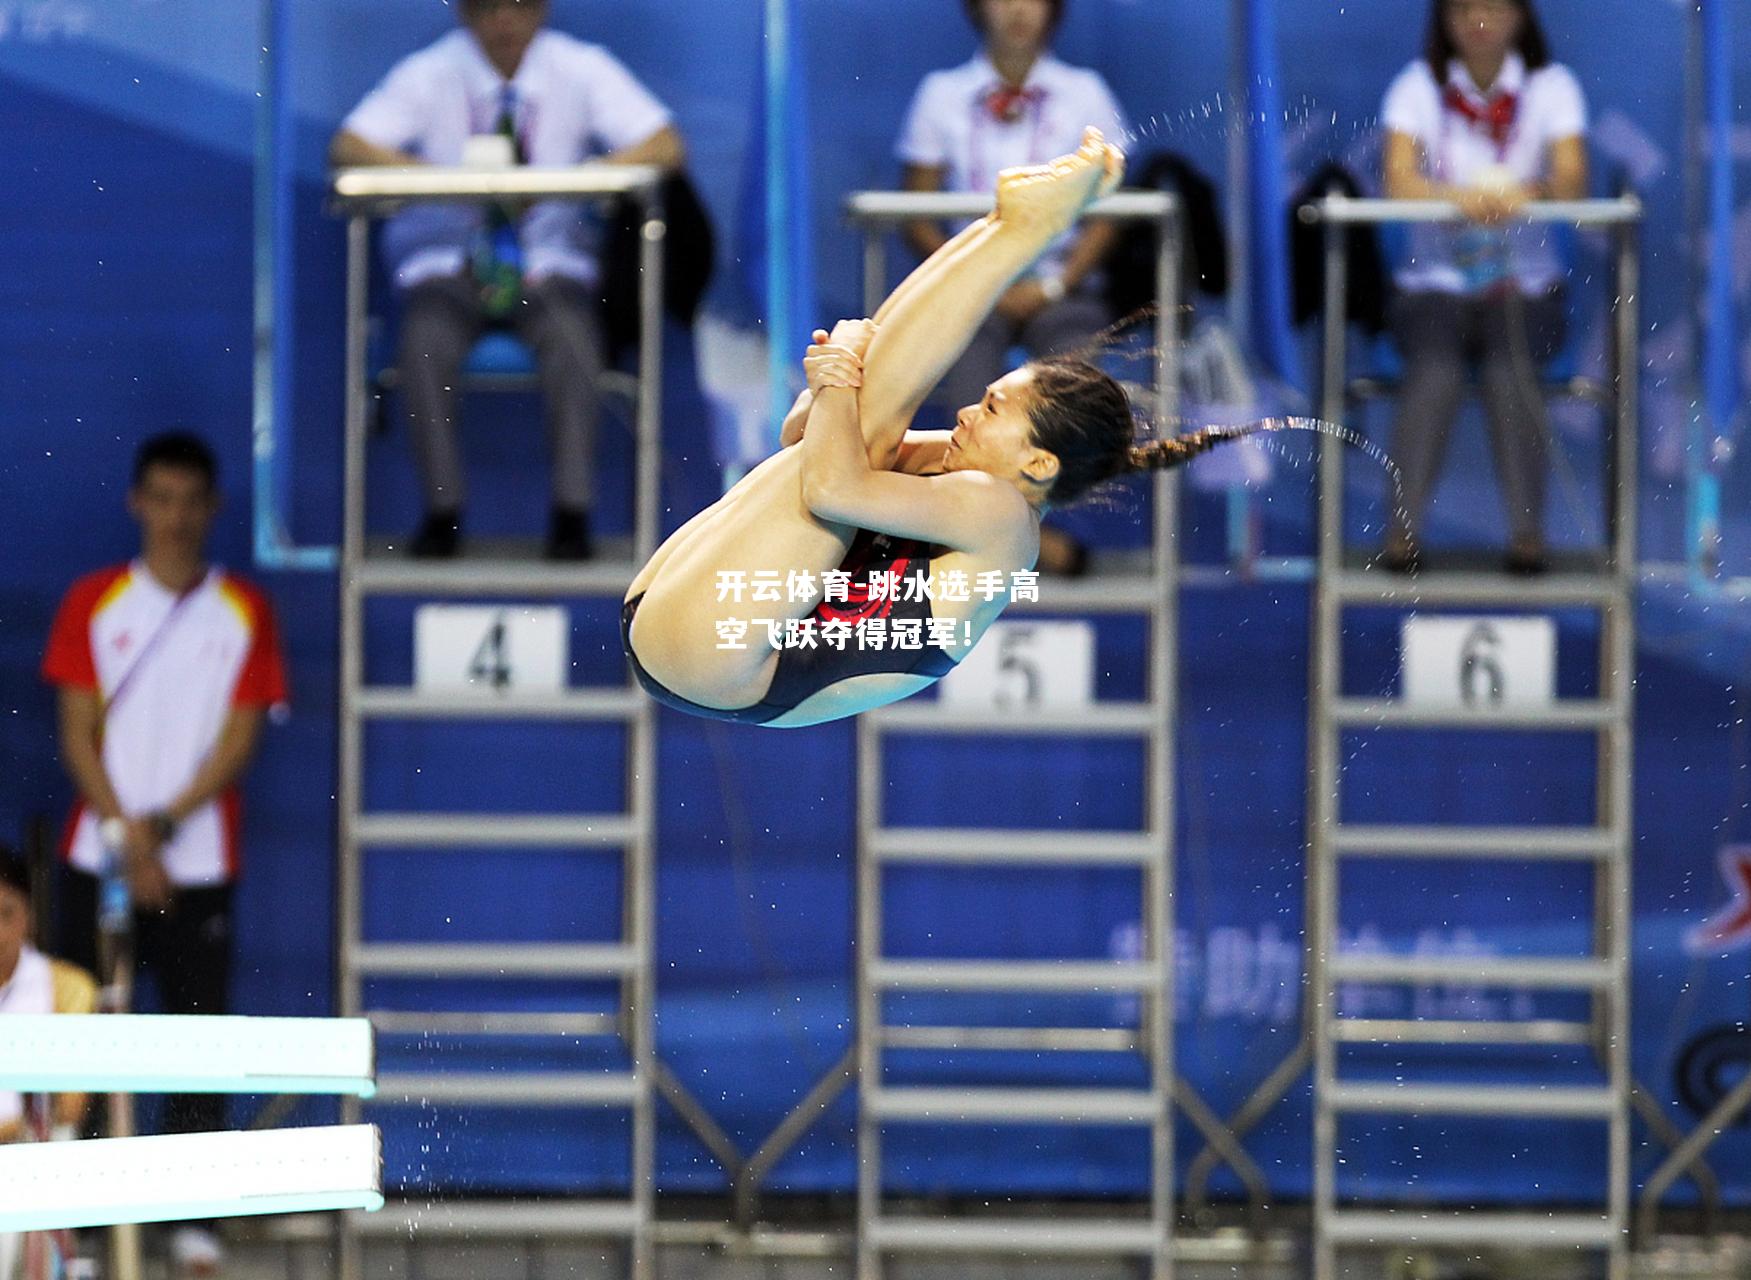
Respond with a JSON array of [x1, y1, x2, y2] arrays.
[[399, 273, 606, 513], [935, 290, 1113, 412], [1387, 288, 1567, 545]]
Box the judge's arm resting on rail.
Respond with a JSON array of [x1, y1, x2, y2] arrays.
[[327, 128, 421, 168], [1384, 131, 1587, 224], [1539, 135, 1588, 201], [327, 122, 684, 172], [600, 123, 686, 171]]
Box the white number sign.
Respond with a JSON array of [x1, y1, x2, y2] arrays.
[[414, 606, 568, 694], [938, 620, 1095, 712], [1401, 615, 1555, 708]]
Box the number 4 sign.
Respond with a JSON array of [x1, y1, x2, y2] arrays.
[[415, 606, 569, 693]]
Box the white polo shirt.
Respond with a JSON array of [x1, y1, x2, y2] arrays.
[[897, 52, 1127, 275], [0, 946, 54, 1129], [343, 28, 673, 290], [1382, 53, 1587, 294], [43, 564, 288, 887]]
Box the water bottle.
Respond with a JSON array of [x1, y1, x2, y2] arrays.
[[1457, 225, 1511, 293], [96, 818, 130, 934]]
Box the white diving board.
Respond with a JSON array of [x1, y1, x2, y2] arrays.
[[0, 1126, 384, 1232], [0, 1015, 376, 1097]]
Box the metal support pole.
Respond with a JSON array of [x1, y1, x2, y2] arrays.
[[626, 186, 667, 1280], [862, 234, 887, 324], [835, 190, 1186, 1279], [1310, 223, 1351, 1280], [854, 713, 882, 1280], [1318, 206, 1350, 560], [634, 188, 667, 565], [1183, 1038, 1311, 1212], [335, 211, 371, 1280], [1613, 221, 1641, 574], [1172, 1082, 1271, 1236], [1149, 198, 1182, 1280], [732, 1047, 855, 1227], [1190, 197, 1638, 1280], [1634, 1083, 1732, 1241], [1309, 589, 1342, 1280], [1609, 216, 1643, 1280], [738, 198, 1191, 1253]]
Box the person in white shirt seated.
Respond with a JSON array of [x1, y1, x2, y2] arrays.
[[896, 0, 1127, 575], [331, 0, 686, 561], [0, 852, 96, 1280], [1378, 0, 1588, 575]]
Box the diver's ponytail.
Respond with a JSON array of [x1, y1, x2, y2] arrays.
[[1127, 424, 1254, 473]]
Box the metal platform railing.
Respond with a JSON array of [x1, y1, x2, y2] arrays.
[[587, 187, 1246, 1280], [1189, 193, 1644, 1280], [329, 163, 666, 1280], [850, 190, 1180, 1280]]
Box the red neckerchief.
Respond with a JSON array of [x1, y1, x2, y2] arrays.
[[985, 83, 1045, 125], [1442, 83, 1519, 149]]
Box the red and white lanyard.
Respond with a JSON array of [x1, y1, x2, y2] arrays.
[[101, 569, 209, 722]]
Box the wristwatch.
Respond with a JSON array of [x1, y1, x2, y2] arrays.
[[146, 811, 178, 845], [1036, 270, 1067, 305]]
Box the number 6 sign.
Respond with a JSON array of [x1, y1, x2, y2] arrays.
[[1401, 615, 1554, 708]]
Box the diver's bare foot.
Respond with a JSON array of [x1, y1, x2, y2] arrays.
[[993, 126, 1125, 238]]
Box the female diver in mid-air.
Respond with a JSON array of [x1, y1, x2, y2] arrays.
[[623, 128, 1240, 727]]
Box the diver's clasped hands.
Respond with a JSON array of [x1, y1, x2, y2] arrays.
[[805, 318, 877, 395]]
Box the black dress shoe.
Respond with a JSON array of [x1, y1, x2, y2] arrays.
[[1504, 539, 1549, 576], [411, 510, 461, 559], [1378, 533, 1421, 574], [546, 507, 592, 561]]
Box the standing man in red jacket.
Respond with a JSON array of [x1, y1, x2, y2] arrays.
[[41, 432, 287, 1277]]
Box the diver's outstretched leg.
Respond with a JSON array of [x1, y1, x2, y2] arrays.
[[777, 129, 1123, 466], [854, 128, 1124, 467]]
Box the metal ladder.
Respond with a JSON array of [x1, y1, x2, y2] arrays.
[[1304, 194, 1642, 1280], [843, 190, 1182, 1280], [330, 165, 667, 1280]]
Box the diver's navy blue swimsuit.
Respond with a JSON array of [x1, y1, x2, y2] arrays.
[[622, 529, 960, 725]]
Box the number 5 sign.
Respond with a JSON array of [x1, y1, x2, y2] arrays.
[[1401, 615, 1555, 708], [938, 620, 1095, 711], [415, 606, 569, 693]]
